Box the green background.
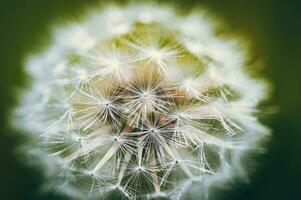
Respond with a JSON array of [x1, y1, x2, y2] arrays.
[[0, 0, 300, 199]]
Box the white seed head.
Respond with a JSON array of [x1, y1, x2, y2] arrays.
[[15, 2, 270, 200]]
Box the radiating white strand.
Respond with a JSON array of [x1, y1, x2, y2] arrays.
[[15, 2, 269, 200]]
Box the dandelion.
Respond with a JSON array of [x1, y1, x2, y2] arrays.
[[15, 2, 269, 200]]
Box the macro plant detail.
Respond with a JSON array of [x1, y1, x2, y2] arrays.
[[15, 2, 269, 200]]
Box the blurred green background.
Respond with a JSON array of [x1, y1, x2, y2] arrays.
[[0, 0, 300, 199]]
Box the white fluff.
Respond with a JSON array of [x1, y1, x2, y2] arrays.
[[14, 2, 269, 200]]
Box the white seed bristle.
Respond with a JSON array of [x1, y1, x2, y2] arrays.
[[15, 2, 269, 200]]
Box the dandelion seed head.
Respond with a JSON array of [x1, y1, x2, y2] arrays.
[[15, 2, 270, 200]]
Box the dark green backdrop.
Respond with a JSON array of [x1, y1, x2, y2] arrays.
[[0, 0, 300, 199]]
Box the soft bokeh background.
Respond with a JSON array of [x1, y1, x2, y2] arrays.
[[0, 0, 300, 199]]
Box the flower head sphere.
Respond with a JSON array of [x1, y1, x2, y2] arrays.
[[16, 2, 269, 200]]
